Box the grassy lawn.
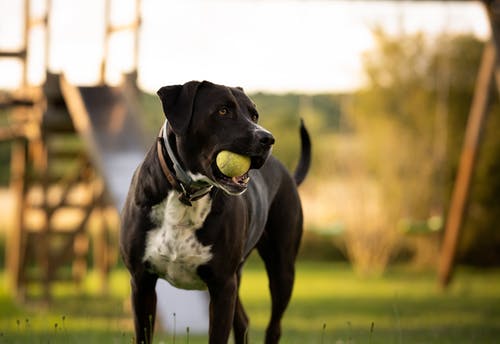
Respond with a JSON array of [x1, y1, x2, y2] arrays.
[[1, 260, 499, 343]]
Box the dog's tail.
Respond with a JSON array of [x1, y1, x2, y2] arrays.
[[293, 119, 311, 186]]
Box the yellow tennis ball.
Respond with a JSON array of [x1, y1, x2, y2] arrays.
[[216, 150, 251, 177]]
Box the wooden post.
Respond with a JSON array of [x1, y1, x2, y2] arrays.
[[100, 0, 111, 84], [21, 0, 30, 86], [132, 0, 141, 82], [44, 0, 52, 74], [7, 138, 29, 301], [438, 42, 494, 288]]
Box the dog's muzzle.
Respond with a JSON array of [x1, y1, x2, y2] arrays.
[[210, 128, 275, 196]]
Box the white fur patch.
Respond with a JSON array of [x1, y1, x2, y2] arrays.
[[143, 191, 213, 290]]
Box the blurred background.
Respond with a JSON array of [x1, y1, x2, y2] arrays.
[[0, 0, 499, 343]]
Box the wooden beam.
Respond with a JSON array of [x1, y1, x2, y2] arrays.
[[21, 0, 29, 87], [0, 98, 35, 109], [0, 50, 27, 58], [107, 20, 140, 33], [438, 41, 494, 288], [6, 138, 28, 300], [100, 0, 112, 84]]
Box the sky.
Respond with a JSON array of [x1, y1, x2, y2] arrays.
[[0, 0, 489, 93]]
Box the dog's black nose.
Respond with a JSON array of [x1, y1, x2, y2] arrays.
[[258, 131, 275, 147]]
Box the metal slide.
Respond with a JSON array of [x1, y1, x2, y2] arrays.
[[60, 76, 209, 334]]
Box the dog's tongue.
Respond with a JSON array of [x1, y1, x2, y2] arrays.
[[232, 173, 250, 185]]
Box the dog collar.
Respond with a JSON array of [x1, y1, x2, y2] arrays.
[[157, 120, 213, 206]]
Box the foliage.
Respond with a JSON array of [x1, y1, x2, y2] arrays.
[[138, 91, 165, 136], [345, 30, 444, 273], [345, 29, 498, 271], [298, 230, 347, 262], [249, 92, 347, 175]]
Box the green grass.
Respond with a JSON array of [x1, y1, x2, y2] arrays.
[[1, 261, 500, 343]]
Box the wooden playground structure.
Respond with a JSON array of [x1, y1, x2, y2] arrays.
[[0, 0, 143, 301], [0, 0, 210, 332]]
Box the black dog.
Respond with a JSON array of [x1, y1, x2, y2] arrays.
[[120, 81, 311, 344]]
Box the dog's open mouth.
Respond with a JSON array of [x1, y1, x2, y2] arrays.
[[209, 150, 269, 195], [211, 160, 250, 194]]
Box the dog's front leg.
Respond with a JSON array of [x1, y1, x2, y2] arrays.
[[131, 272, 158, 344], [207, 274, 238, 344]]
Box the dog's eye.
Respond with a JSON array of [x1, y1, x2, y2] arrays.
[[218, 107, 228, 116], [251, 114, 258, 123]]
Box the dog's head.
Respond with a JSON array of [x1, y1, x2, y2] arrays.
[[157, 80, 274, 195]]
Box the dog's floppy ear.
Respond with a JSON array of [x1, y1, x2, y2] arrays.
[[157, 81, 201, 135]]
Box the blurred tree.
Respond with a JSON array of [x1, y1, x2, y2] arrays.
[[251, 92, 346, 175], [348, 28, 499, 268]]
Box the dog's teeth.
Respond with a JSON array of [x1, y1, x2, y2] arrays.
[[232, 175, 250, 185]]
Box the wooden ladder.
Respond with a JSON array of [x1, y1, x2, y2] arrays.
[[1, 1, 115, 302]]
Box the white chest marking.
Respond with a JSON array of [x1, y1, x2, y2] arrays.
[[143, 191, 212, 290]]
